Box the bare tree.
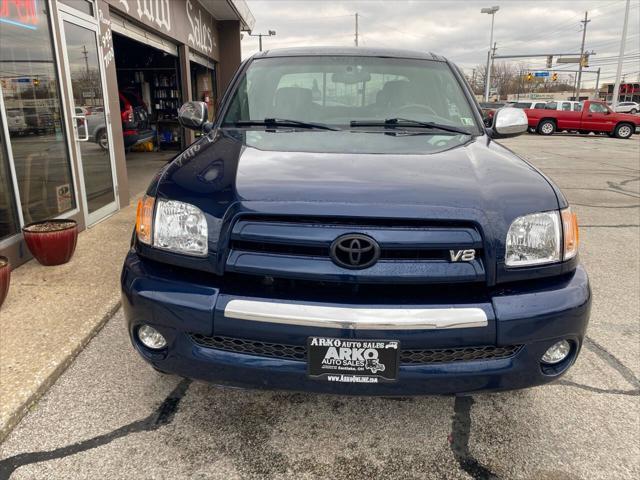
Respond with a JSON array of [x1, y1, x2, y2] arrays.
[[468, 62, 575, 99]]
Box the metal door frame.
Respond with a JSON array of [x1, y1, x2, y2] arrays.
[[56, 5, 120, 226]]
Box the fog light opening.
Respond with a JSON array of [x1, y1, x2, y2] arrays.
[[541, 340, 571, 365], [138, 325, 167, 350]]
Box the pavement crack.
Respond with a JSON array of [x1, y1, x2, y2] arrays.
[[584, 336, 640, 389], [581, 224, 640, 228], [0, 379, 191, 480], [555, 379, 640, 396], [562, 187, 640, 199], [449, 396, 499, 480], [569, 203, 639, 208], [607, 175, 640, 193]]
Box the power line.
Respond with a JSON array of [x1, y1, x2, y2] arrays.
[[496, 0, 636, 57], [497, 0, 626, 50]]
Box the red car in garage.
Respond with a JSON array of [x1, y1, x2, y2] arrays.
[[119, 91, 155, 148], [525, 100, 640, 139]]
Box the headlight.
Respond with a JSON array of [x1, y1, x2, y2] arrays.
[[505, 211, 561, 267], [153, 199, 208, 256]]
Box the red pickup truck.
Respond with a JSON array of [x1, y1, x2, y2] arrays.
[[525, 100, 640, 139]]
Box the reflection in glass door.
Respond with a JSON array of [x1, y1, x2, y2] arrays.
[[59, 14, 118, 224]]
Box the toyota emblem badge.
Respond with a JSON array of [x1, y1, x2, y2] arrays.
[[330, 233, 381, 269]]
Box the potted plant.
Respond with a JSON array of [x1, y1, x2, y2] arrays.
[[0, 256, 9, 308], [22, 219, 78, 266]]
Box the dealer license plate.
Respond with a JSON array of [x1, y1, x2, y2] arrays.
[[307, 337, 400, 383]]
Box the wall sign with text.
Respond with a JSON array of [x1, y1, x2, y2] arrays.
[[106, 0, 219, 60]]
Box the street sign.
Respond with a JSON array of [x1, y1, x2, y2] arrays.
[[557, 57, 581, 64], [534, 71, 550, 77]]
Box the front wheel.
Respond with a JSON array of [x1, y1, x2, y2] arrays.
[[614, 123, 633, 139], [630, 109, 638, 114], [537, 119, 556, 135], [97, 129, 109, 150]]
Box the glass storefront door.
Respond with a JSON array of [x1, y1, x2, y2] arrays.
[[58, 11, 118, 225], [0, 0, 77, 228]]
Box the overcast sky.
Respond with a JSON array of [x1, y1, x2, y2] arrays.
[[240, 0, 640, 88]]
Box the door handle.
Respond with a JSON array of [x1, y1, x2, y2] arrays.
[[73, 115, 89, 142]]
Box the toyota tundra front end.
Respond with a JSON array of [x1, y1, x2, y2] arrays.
[[121, 47, 591, 395]]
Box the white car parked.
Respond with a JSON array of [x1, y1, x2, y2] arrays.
[[543, 100, 583, 112], [511, 101, 548, 110], [614, 102, 639, 114]]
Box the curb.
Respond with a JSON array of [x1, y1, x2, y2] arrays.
[[0, 301, 122, 444]]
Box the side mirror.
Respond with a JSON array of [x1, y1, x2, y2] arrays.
[[490, 107, 528, 138], [178, 101, 208, 130]]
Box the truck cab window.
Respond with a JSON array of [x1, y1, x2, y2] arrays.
[[589, 103, 608, 113]]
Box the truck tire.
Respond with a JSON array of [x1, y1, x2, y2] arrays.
[[614, 123, 633, 139], [537, 119, 556, 136], [96, 129, 108, 150]]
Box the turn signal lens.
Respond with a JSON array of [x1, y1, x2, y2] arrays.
[[136, 195, 155, 245], [561, 208, 579, 260]]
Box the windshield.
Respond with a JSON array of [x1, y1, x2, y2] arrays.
[[222, 56, 480, 134]]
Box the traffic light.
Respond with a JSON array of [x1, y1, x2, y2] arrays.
[[526, 72, 533, 81], [33, 78, 40, 87], [551, 72, 558, 82], [580, 54, 589, 68]]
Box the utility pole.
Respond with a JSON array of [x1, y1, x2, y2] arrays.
[[489, 42, 497, 99], [354, 13, 359, 46], [575, 11, 590, 100], [612, 0, 631, 109], [594, 67, 601, 98], [82, 45, 90, 75], [481, 6, 499, 102], [249, 30, 276, 52]]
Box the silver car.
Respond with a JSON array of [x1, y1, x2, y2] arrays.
[[614, 102, 639, 114], [75, 106, 108, 149]]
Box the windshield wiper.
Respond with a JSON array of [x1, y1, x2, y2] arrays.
[[231, 118, 340, 131], [350, 118, 471, 135]]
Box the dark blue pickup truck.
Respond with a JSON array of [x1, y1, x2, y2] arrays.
[[121, 47, 591, 395]]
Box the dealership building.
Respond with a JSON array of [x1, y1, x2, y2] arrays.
[[599, 81, 640, 104], [0, 0, 254, 267]]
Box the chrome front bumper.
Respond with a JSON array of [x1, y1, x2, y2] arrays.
[[224, 299, 488, 330]]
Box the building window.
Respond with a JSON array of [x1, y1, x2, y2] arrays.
[[0, 0, 76, 225], [58, 0, 94, 17], [0, 127, 19, 241]]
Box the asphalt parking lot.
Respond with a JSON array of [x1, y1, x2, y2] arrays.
[[1, 133, 639, 480]]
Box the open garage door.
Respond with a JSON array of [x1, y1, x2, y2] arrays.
[[109, 13, 178, 57]]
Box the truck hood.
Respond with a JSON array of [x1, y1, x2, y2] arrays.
[[156, 129, 560, 226]]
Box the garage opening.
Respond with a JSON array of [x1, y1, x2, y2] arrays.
[[111, 27, 184, 199], [189, 52, 217, 138]]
